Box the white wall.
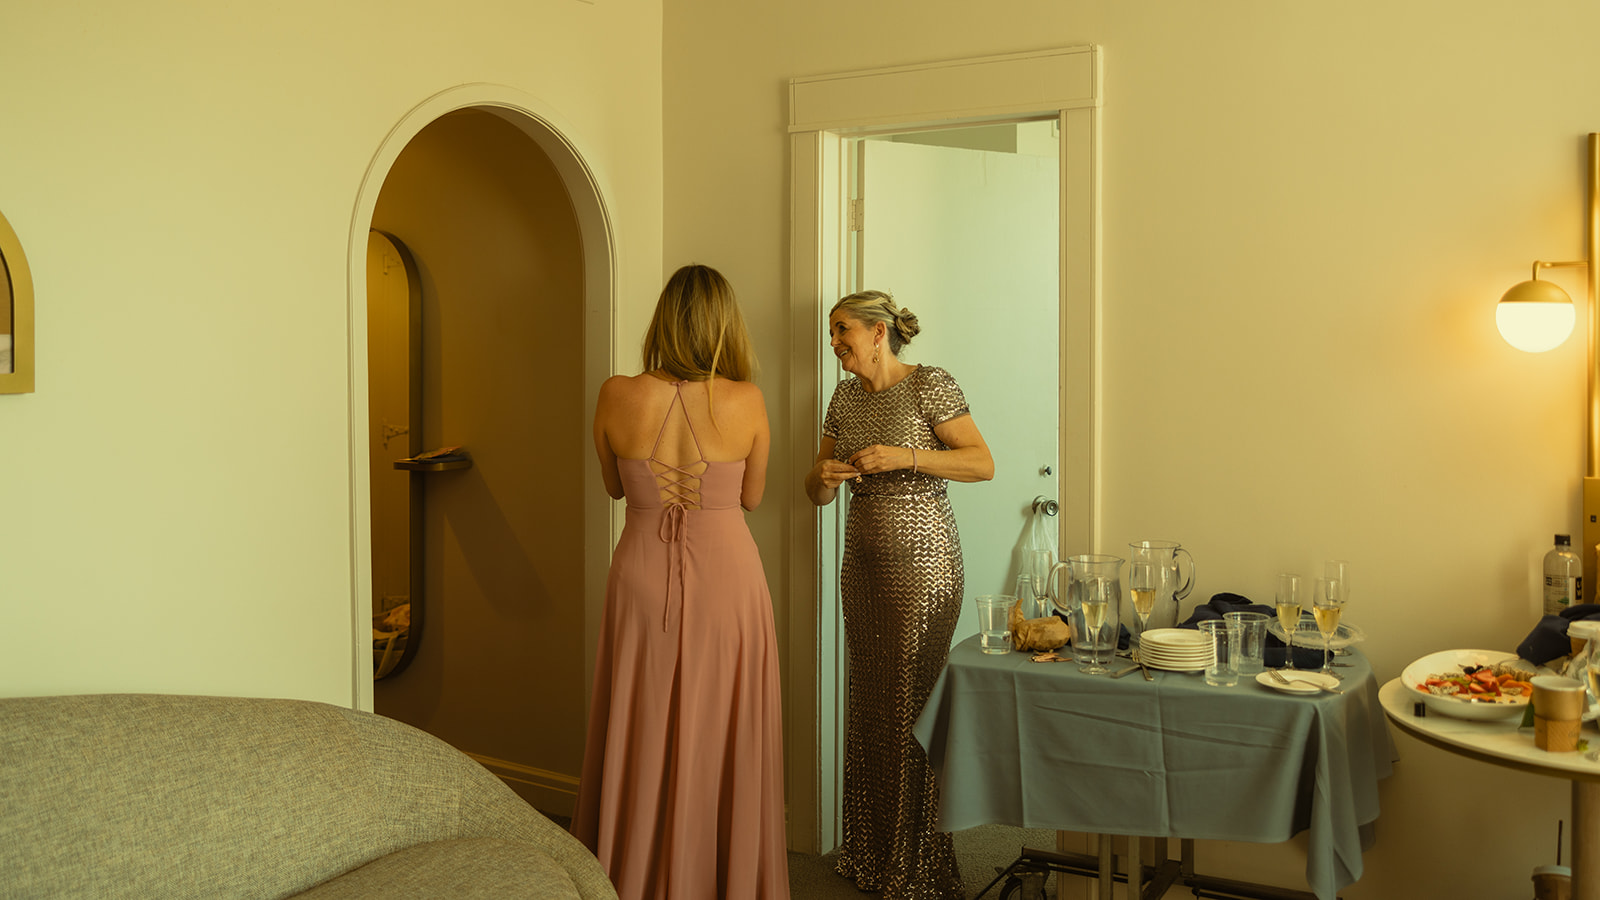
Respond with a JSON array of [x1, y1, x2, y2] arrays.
[[0, 1, 663, 706], [664, 0, 1600, 895]]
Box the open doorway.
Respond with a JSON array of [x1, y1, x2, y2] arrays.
[[787, 47, 1102, 853], [347, 90, 616, 820], [845, 120, 1062, 646]]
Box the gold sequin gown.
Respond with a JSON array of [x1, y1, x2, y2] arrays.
[[825, 365, 969, 900]]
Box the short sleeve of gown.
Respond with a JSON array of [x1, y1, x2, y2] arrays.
[[822, 383, 843, 439], [917, 367, 970, 428]]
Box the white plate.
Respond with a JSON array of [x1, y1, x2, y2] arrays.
[[1140, 628, 1211, 650], [1144, 659, 1208, 673], [1399, 649, 1547, 721], [1140, 651, 1213, 667], [1256, 671, 1339, 694]]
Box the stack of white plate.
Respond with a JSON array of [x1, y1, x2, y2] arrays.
[[1137, 628, 1214, 672]]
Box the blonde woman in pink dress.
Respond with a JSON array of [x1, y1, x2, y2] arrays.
[[573, 265, 789, 900]]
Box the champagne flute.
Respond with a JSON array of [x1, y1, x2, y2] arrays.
[[1312, 576, 1346, 677], [1130, 561, 1159, 648], [1078, 577, 1115, 675], [1324, 560, 1350, 655], [1275, 573, 1303, 670], [1014, 573, 1038, 620], [1028, 549, 1056, 612]]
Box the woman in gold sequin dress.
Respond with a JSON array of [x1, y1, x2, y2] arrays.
[[804, 290, 994, 900]]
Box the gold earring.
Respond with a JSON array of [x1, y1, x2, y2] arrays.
[[872, 342, 880, 364]]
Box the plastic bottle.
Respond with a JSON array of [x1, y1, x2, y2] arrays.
[[1543, 534, 1583, 616]]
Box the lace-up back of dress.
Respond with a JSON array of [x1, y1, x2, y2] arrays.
[[647, 383, 708, 510]]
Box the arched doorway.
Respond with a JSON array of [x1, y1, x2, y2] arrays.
[[347, 86, 615, 819]]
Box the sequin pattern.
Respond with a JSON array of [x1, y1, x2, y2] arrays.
[[825, 366, 969, 900]]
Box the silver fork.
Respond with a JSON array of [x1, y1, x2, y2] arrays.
[[1268, 668, 1344, 694]]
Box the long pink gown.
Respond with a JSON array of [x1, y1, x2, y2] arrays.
[[572, 382, 790, 900]]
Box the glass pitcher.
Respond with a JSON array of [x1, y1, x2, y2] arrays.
[[1128, 540, 1195, 628], [1054, 554, 1123, 675]]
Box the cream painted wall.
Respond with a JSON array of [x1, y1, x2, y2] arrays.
[[0, 2, 662, 705], [665, 0, 1600, 895]]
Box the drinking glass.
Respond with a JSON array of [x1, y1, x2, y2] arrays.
[[1275, 573, 1303, 669], [1324, 560, 1350, 609], [1065, 554, 1123, 675], [1075, 577, 1118, 675], [974, 595, 1013, 654], [1312, 575, 1346, 677], [1028, 549, 1057, 610], [1015, 573, 1043, 621], [1129, 561, 1160, 646]]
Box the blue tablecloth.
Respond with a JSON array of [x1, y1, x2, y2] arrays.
[[913, 635, 1395, 900]]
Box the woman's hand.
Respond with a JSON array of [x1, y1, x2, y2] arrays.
[[812, 458, 862, 490], [805, 436, 858, 506], [847, 444, 913, 475]]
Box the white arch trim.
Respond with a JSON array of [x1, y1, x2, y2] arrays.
[[345, 83, 618, 711]]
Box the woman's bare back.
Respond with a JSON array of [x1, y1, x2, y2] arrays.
[[595, 372, 770, 510]]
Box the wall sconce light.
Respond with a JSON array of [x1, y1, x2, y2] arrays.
[[1496, 260, 1582, 352], [1500, 135, 1600, 603]]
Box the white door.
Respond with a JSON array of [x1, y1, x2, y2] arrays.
[[857, 126, 1061, 631], [816, 122, 1061, 849]]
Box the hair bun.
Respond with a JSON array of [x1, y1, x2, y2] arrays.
[[894, 307, 920, 344]]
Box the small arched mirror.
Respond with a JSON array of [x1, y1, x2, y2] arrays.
[[368, 229, 423, 679], [0, 208, 35, 394]]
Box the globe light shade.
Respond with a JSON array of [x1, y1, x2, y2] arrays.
[[1497, 279, 1577, 352]]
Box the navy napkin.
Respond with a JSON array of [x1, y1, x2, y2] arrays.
[[1176, 592, 1326, 668], [1515, 603, 1600, 665]]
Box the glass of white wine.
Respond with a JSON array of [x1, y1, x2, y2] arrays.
[[1076, 577, 1117, 675], [1312, 575, 1346, 677], [1130, 561, 1159, 647], [1275, 573, 1303, 670]]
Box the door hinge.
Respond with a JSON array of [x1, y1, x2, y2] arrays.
[[848, 198, 864, 233]]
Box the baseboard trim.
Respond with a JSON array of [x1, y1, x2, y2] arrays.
[[467, 752, 579, 819]]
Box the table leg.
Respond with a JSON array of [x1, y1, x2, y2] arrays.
[[1098, 834, 1114, 900], [1576, 780, 1600, 900], [1128, 835, 1142, 899]]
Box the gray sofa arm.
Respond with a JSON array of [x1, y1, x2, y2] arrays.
[[0, 693, 616, 900]]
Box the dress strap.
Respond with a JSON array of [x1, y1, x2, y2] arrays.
[[646, 381, 707, 509], [648, 381, 705, 632], [648, 381, 706, 460]]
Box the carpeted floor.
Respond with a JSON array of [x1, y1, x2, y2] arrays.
[[545, 811, 1069, 898], [787, 825, 1062, 899]]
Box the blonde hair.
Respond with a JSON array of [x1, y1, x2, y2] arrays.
[[830, 289, 921, 354], [642, 264, 756, 383]]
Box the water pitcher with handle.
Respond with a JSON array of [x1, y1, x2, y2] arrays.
[[1051, 554, 1124, 675], [1128, 540, 1195, 629]]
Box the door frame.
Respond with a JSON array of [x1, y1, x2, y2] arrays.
[[786, 46, 1103, 853], [346, 84, 617, 712]]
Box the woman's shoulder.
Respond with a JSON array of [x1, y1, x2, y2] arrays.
[[601, 371, 666, 389], [829, 375, 863, 395], [913, 365, 959, 387], [704, 376, 762, 407], [598, 372, 661, 402]]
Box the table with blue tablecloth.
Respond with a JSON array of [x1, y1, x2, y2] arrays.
[[913, 635, 1395, 900]]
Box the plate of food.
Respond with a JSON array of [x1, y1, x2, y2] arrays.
[[1400, 649, 1546, 721]]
